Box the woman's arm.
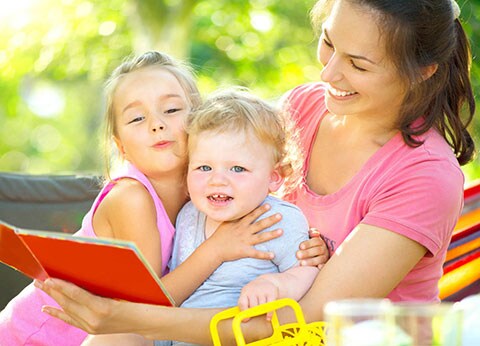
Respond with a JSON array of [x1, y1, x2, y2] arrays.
[[298, 224, 427, 321], [37, 223, 426, 344]]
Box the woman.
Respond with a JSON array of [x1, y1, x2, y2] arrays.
[[38, 0, 475, 344]]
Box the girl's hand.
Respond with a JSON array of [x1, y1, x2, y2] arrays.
[[296, 228, 329, 269], [34, 279, 120, 334], [208, 203, 283, 262]]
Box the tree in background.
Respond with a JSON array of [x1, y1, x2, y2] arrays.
[[0, 0, 479, 181]]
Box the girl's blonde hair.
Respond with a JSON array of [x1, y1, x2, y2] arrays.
[[102, 51, 201, 178], [185, 88, 303, 196]]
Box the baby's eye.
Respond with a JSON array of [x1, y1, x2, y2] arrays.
[[231, 166, 246, 173], [198, 165, 211, 172], [127, 115, 145, 124]]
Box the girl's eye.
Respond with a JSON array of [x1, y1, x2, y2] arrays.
[[165, 108, 181, 114], [127, 115, 145, 124], [231, 166, 246, 173], [198, 165, 211, 172], [350, 61, 367, 72]]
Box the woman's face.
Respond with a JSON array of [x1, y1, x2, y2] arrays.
[[317, 0, 408, 124]]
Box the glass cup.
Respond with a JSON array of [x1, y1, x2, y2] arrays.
[[391, 302, 463, 346], [456, 294, 480, 346], [324, 298, 395, 346]]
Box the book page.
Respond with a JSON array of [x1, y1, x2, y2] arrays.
[[0, 223, 48, 281]]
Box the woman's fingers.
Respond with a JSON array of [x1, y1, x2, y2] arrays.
[[296, 236, 330, 268], [35, 279, 111, 333], [297, 253, 329, 267]]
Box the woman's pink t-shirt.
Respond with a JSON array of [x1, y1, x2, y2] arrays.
[[0, 163, 175, 345], [284, 83, 464, 302]]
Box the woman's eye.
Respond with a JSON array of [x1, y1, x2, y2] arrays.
[[323, 39, 334, 49], [350, 61, 367, 72], [198, 165, 211, 172], [231, 166, 246, 173]]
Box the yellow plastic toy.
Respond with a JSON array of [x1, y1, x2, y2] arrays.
[[210, 298, 327, 345]]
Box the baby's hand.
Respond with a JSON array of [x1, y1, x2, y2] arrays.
[[237, 275, 280, 322], [208, 204, 283, 262]]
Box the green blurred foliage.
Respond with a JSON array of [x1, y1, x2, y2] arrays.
[[0, 0, 479, 184]]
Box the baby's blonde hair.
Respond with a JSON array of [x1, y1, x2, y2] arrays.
[[185, 88, 303, 196], [103, 51, 201, 178]]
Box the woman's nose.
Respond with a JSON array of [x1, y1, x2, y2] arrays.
[[320, 53, 343, 83]]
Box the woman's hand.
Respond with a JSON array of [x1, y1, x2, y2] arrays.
[[207, 203, 283, 262], [35, 279, 122, 334], [296, 228, 329, 268]]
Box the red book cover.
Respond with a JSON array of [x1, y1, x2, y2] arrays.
[[0, 222, 174, 306]]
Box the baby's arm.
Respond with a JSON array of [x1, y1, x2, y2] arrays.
[[161, 204, 283, 306], [238, 265, 318, 315], [237, 198, 318, 317]]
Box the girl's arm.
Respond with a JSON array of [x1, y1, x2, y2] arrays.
[[160, 204, 283, 305], [37, 223, 426, 344], [95, 179, 163, 276]]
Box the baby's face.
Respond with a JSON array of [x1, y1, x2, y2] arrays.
[[187, 129, 281, 223]]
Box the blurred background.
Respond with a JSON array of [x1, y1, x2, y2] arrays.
[[0, 0, 479, 183]]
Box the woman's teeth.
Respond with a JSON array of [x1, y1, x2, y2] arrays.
[[330, 86, 356, 97]]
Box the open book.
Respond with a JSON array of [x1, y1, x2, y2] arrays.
[[0, 221, 174, 306]]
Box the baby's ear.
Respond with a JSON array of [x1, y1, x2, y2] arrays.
[[268, 166, 285, 193]]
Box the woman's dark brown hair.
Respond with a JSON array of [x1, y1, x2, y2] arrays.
[[312, 0, 475, 165]]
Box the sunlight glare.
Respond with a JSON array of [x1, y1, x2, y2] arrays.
[[0, 0, 34, 19]]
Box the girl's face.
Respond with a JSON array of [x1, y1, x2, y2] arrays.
[[187, 129, 282, 223], [317, 0, 408, 124], [113, 67, 189, 180]]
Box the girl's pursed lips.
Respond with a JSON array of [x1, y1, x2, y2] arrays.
[[152, 140, 173, 149]]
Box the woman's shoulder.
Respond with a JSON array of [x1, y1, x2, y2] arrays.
[[284, 82, 327, 104], [282, 82, 328, 126]]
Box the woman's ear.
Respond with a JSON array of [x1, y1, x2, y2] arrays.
[[421, 63, 438, 82], [268, 167, 285, 193]]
